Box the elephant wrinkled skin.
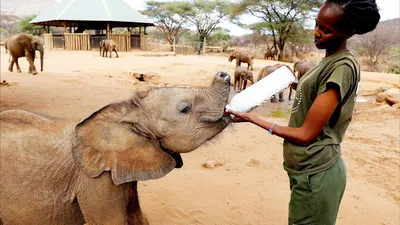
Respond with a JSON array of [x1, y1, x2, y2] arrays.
[[0, 72, 232, 225], [7, 33, 44, 75]]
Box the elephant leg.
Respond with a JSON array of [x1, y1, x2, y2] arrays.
[[278, 92, 284, 102], [78, 175, 149, 225], [14, 57, 22, 73], [236, 59, 239, 67], [238, 77, 242, 92], [26, 51, 38, 75], [109, 49, 112, 58], [243, 79, 248, 90], [270, 95, 277, 103], [289, 88, 293, 100], [8, 56, 15, 72], [114, 49, 119, 58]]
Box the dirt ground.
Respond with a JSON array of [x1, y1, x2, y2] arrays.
[[0, 48, 399, 225]]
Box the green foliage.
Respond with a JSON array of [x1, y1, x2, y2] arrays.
[[186, 0, 231, 41], [233, 0, 323, 60], [142, 1, 192, 45], [207, 27, 232, 46], [19, 15, 46, 36]]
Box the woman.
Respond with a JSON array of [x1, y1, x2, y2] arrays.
[[226, 0, 380, 224]]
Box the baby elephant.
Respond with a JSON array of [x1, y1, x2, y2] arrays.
[[0, 72, 232, 225], [100, 39, 119, 58], [234, 66, 254, 92]]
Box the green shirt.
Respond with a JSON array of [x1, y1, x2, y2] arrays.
[[283, 50, 360, 175]]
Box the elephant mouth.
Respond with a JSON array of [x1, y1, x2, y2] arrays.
[[162, 148, 183, 168]]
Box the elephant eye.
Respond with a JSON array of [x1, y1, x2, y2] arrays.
[[180, 105, 192, 114]]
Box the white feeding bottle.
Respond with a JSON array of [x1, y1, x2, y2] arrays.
[[225, 65, 296, 114]]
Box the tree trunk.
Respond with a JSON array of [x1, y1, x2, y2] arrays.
[[278, 44, 285, 61]]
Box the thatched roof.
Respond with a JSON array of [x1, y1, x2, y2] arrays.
[[30, 0, 154, 28]]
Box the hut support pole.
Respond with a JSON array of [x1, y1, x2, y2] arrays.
[[106, 22, 110, 38]]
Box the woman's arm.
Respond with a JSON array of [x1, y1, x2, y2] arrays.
[[226, 87, 340, 145]]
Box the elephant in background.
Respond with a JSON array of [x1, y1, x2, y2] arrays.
[[228, 51, 255, 71], [263, 48, 278, 60], [7, 33, 44, 75], [0, 72, 232, 225], [100, 39, 119, 58], [257, 64, 287, 103], [288, 60, 316, 100], [234, 66, 254, 92]]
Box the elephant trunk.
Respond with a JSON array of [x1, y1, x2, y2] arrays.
[[40, 49, 44, 71]]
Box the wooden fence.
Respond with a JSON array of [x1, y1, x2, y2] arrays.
[[107, 34, 131, 51], [43, 34, 53, 50], [64, 33, 90, 50]]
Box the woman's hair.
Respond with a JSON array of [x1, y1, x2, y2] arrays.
[[326, 0, 381, 35]]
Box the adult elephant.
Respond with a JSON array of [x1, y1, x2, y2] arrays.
[[263, 48, 278, 60], [100, 39, 119, 58], [288, 60, 316, 100], [0, 72, 232, 225], [228, 51, 255, 71], [7, 33, 44, 75]]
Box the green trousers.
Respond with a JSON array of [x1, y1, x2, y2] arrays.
[[287, 157, 347, 225]]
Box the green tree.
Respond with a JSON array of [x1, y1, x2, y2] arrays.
[[142, 1, 192, 50], [19, 15, 46, 36], [207, 27, 232, 46], [234, 0, 322, 60], [186, 0, 231, 54]]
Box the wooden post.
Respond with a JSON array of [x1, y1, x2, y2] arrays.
[[64, 23, 68, 33], [106, 22, 110, 38]]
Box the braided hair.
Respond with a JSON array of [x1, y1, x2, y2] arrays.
[[326, 0, 381, 35]]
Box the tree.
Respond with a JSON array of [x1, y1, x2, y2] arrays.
[[0, 14, 19, 37], [19, 15, 46, 36], [207, 27, 232, 46], [186, 0, 231, 54], [351, 25, 398, 72], [142, 1, 192, 50], [233, 0, 322, 60]]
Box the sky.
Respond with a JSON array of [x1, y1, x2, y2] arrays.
[[123, 0, 400, 36]]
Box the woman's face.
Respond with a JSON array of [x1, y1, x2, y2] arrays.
[[314, 3, 349, 50]]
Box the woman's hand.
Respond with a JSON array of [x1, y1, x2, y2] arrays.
[[225, 110, 254, 123]]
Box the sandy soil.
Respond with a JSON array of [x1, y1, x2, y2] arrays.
[[1, 48, 399, 225]]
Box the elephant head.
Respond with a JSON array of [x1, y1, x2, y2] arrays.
[[72, 72, 232, 185], [228, 51, 236, 62], [293, 61, 316, 79], [16, 34, 44, 72]]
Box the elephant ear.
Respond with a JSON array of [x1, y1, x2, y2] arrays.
[[72, 101, 176, 185], [16, 34, 34, 52]]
